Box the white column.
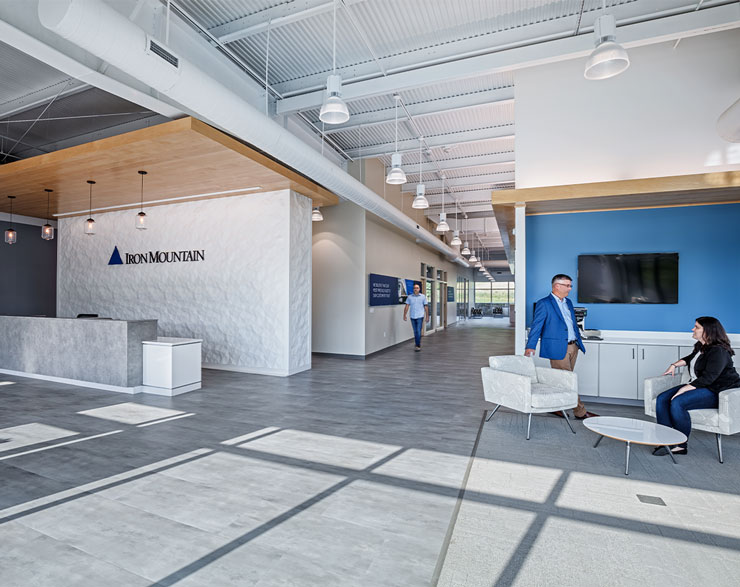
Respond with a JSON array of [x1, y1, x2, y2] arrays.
[[514, 203, 526, 355]]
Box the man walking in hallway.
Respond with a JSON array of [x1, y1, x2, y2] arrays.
[[403, 283, 429, 351], [525, 274, 598, 419]]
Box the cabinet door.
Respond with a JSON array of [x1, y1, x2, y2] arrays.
[[599, 344, 638, 399], [637, 345, 679, 400], [574, 343, 599, 397]]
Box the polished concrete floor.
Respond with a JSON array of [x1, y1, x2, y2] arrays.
[[2, 318, 738, 586], [0, 318, 513, 586]]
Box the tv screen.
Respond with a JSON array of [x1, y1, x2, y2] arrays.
[[577, 253, 678, 304]]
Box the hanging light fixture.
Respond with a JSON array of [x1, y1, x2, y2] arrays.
[[584, 3, 630, 81], [5, 196, 17, 245], [134, 171, 148, 229], [468, 243, 477, 263], [84, 180, 96, 235], [41, 189, 54, 240], [319, 0, 349, 124], [311, 207, 324, 221], [460, 211, 470, 254], [412, 138, 429, 209], [135, 170, 148, 230], [436, 174, 450, 232], [451, 230, 461, 246], [386, 95, 406, 184]]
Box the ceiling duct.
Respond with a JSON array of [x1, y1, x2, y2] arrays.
[[38, 0, 467, 267]]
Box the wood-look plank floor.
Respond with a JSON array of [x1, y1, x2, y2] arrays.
[[0, 318, 513, 586]]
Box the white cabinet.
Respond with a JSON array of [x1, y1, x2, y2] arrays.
[[574, 342, 599, 396], [599, 343, 678, 400], [599, 344, 638, 399], [637, 345, 679, 399], [143, 337, 202, 396], [734, 348, 740, 370]]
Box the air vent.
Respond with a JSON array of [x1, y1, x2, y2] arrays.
[[148, 39, 179, 68]]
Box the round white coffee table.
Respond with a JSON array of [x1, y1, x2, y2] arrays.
[[584, 416, 687, 475]]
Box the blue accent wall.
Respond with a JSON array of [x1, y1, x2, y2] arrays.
[[526, 203, 740, 333]]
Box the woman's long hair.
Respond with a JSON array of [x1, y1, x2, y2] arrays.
[[696, 316, 734, 355]]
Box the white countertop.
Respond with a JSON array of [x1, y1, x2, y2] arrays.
[[582, 337, 696, 347], [143, 337, 203, 346]]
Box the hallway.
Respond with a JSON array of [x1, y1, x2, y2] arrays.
[[0, 320, 512, 586]]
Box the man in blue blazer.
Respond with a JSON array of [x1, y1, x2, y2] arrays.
[[525, 273, 597, 419]]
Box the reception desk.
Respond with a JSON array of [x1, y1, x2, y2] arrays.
[[0, 316, 157, 393]]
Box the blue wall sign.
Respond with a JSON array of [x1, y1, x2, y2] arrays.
[[369, 273, 399, 306], [447, 286, 455, 302]]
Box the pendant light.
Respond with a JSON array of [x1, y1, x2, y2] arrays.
[[468, 246, 477, 264], [411, 138, 429, 209], [386, 94, 406, 184], [451, 230, 461, 246], [461, 211, 470, 255], [319, 0, 349, 124], [135, 170, 148, 230], [584, 2, 629, 81], [311, 207, 324, 221], [41, 189, 54, 240], [436, 174, 450, 232], [84, 180, 96, 235], [5, 196, 17, 245]]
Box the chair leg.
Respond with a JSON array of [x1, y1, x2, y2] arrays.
[[562, 410, 576, 434], [485, 404, 500, 422], [716, 434, 724, 464], [526, 413, 532, 440]]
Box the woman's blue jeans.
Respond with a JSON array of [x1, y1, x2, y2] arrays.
[[655, 384, 718, 447], [410, 317, 423, 346]]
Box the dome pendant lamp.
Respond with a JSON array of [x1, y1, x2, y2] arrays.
[[436, 175, 449, 232], [461, 214, 470, 255], [385, 95, 406, 185], [319, 0, 349, 124], [411, 138, 429, 209], [84, 180, 96, 235], [136, 170, 148, 230], [311, 207, 324, 221], [41, 189, 54, 240], [5, 196, 17, 245], [584, 4, 629, 81]]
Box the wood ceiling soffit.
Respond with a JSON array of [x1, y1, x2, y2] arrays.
[[492, 172, 740, 214], [0, 117, 338, 218]]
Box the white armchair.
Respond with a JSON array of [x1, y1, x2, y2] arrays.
[[481, 355, 579, 440], [644, 370, 740, 463]]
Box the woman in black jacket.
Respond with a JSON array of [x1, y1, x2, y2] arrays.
[[654, 316, 740, 456]]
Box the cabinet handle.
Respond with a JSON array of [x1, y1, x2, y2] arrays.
[[632, 348, 635, 359], [642, 349, 645, 360]]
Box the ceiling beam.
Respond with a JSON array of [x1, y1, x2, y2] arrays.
[[343, 126, 514, 158], [393, 153, 515, 172], [401, 172, 516, 192], [277, 4, 740, 114], [212, 0, 367, 44], [323, 87, 514, 134], [0, 79, 89, 120]]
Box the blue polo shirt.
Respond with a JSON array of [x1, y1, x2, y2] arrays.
[[406, 293, 428, 319]]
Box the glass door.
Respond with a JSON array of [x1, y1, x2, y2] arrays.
[[426, 280, 434, 332], [436, 281, 443, 330]]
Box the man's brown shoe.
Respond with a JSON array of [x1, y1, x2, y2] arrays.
[[574, 411, 599, 420], [550, 411, 565, 418]]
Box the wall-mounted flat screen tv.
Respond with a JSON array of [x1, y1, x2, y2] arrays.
[[577, 253, 679, 304]]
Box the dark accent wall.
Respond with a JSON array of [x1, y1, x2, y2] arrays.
[[0, 221, 57, 316]]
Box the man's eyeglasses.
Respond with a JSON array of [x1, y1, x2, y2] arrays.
[[554, 282, 573, 288]]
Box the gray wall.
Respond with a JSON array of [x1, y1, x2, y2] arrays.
[[0, 221, 57, 317]]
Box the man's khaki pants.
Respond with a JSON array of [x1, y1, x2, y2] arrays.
[[549, 343, 586, 417]]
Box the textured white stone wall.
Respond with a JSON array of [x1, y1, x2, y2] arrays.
[[57, 190, 311, 376]]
